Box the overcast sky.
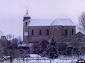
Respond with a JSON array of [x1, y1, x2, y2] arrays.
[[0, 0, 85, 39]]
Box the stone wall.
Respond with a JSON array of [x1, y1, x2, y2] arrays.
[[28, 26, 50, 42], [23, 25, 76, 43]]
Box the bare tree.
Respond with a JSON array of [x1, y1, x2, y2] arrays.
[[79, 12, 85, 32], [17, 36, 22, 42], [6, 34, 13, 41]]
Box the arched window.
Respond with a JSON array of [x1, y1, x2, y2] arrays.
[[47, 29, 49, 35], [54, 28, 57, 31], [65, 29, 67, 35], [26, 22, 27, 26], [72, 29, 74, 35], [31, 29, 34, 35], [39, 29, 41, 35]]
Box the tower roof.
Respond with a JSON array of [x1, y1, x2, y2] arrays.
[[23, 10, 31, 21]]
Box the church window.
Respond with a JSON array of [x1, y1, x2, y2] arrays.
[[39, 29, 41, 35], [31, 29, 34, 35], [54, 28, 57, 31], [47, 29, 49, 35], [72, 29, 74, 35], [26, 22, 27, 26], [65, 29, 67, 35]]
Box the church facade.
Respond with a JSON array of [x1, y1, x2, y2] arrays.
[[23, 11, 76, 43]]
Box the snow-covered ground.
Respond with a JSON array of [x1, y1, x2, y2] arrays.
[[0, 58, 77, 63], [0, 56, 77, 63], [1, 55, 85, 63]]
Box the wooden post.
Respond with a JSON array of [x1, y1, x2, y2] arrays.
[[50, 59, 51, 63], [10, 50, 13, 63]]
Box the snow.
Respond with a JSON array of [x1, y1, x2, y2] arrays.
[[2, 57, 77, 63], [3, 56, 10, 59], [18, 43, 29, 47], [24, 54, 49, 60], [30, 54, 41, 57], [28, 19, 53, 26], [51, 19, 75, 26], [27, 19, 75, 26], [78, 61, 84, 62], [2, 55, 85, 63], [24, 14, 30, 17]]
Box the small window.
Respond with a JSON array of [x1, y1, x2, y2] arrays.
[[39, 29, 41, 35], [47, 29, 49, 35], [72, 29, 74, 35], [31, 29, 34, 35], [24, 32, 28, 36], [26, 22, 27, 26], [54, 28, 57, 31], [65, 29, 67, 35]]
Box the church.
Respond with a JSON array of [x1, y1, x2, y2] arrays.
[[23, 11, 76, 43]]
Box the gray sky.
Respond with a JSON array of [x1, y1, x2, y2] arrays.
[[0, 0, 85, 38]]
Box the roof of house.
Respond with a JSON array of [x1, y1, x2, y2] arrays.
[[27, 18, 75, 26]]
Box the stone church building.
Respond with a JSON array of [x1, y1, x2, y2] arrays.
[[23, 11, 76, 43]]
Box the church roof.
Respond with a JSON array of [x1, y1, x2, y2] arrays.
[[51, 19, 75, 26], [28, 19, 53, 26], [28, 19, 75, 26]]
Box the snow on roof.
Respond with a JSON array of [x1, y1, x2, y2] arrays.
[[24, 14, 30, 17], [18, 43, 29, 47], [51, 19, 75, 26], [28, 19, 53, 26], [27, 19, 75, 26], [30, 54, 41, 57]]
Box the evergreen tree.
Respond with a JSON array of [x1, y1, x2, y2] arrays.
[[44, 37, 58, 59], [34, 40, 48, 55]]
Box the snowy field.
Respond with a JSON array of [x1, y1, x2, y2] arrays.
[[1, 55, 85, 63], [0, 59, 77, 63], [0, 56, 78, 63]]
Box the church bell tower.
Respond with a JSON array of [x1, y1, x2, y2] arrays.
[[23, 10, 31, 43]]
